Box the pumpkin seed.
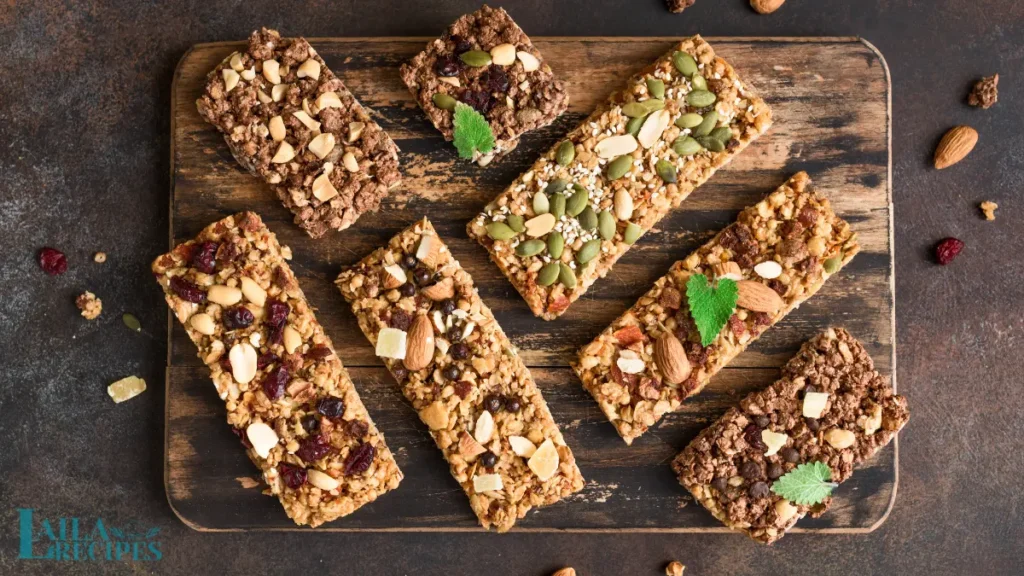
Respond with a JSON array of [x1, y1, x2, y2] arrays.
[[606, 155, 633, 180], [576, 239, 601, 264], [556, 140, 575, 166], [646, 78, 665, 99], [710, 126, 733, 143], [598, 210, 616, 240], [672, 51, 698, 77], [693, 110, 718, 136], [696, 136, 725, 152], [626, 115, 646, 137], [506, 214, 525, 233], [621, 102, 649, 118], [545, 178, 568, 195], [460, 50, 492, 67], [558, 262, 577, 289], [675, 113, 704, 129], [690, 74, 708, 91], [623, 222, 642, 245], [824, 256, 842, 274], [578, 206, 598, 231], [532, 191, 550, 214], [547, 231, 565, 259], [485, 221, 516, 240], [642, 98, 665, 113], [122, 313, 142, 332], [537, 261, 561, 286], [432, 93, 457, 111], [515, 239, 546, 257], [655, 160, 678, 183], [550, 193, 566, 218], [566, 184, 588, 216], [686, 89, 717, 108], [672, 136, 703, 157]]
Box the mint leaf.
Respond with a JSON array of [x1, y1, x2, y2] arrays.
[[770, 462, 838, 505], [452, 103, 495, 159], [685, 274, 738, 347]]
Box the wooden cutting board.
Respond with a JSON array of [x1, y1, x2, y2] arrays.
[[167, 37, 895, 532]]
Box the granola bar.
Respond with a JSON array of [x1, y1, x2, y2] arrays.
[[152, 212, 402, 527], [573, 173, 859, 444], [671, 328, 909, 544], [197, 28, 402, 238], [336, 219, 584, 532], [399, 5, 568, 166], [467, 35, 773, 319]]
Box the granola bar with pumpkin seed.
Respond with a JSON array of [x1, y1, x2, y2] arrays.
[[152, 212, 402, 527], [572, 173, 860, 444], [336, 218, 584, 532], [672, 328, 909, 544], [196, 28, 402, 238], [467, 35, 772, 319]]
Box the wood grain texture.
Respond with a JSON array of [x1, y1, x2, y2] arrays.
[[167, 37, 894, 532]]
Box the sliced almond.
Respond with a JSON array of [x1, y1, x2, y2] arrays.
[[375, 327, 407, 360], [268, 116, 286, 142], [753, 260, 782, 279], [189, 313, 216, 335], [527, 439, 560, 481], [403, 315, 434, 371], [308, 133, 336, 160], [654, 332, 691, 385], [222, 69, 240, 93], [422, 277, 455, 301], [262, 59, 281, 84], [239, 277, 267, 307], [315, 91, 342, 111], [460, 321, 476, 341], [490, 43, 517, 66], [802, 391, 829, 419], [207, 285, 242, 306], [297, 58, 321, 80], [614, 189, 634, 220], [736, 280, 784, 314], [524, 213, 556, 237], [416, 234, 441, 268], [431, 310, 446, 332], [616, 350, 645, 374], [595, 134, 638, 159], [229, 342, 258, 384], [271, 141, 295, 163], [292, 110, 321, 132], [228, 52, 244, 72], [474, 410, 496, 444], [637, 109, 671, 149], [459, 432, 487, 459], [824, 428, 856, 449], [419, 400, 449, 430], [342, 151, 359, 172], [347, 121, 365, 143], [761, 429, 789, 456], [282, 326, 302, 354], [271, 83, 289, 103], [245, 421, 278, 458], [307, 469, 339, 491], [472, 473, 504, 493], [509, 435, 537, 458], [381, 264, 407, 289], [712, 261, 742, 281], [516, 50, 540, 72]]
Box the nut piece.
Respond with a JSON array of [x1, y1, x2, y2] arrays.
[[240, 277, 267, 306], [268, 116, 286, 141], [221, 69, 240, 93], [761, 429, 789, 456], [474, 410, 496, 444], [189, 312, 216, 335], [712, 261, 742, 281], [968, 74, 998, 109], [316, 91, 342, 110], [308, 133, 336, 160], [934, 125, 978, 169], [245, 421, 279, 458], [509, 435, 538, 457], [775, 499, 799, 524], [616, 349, 645, 374], [416, 234, 442, 268], [306, 469, 339, 491], [458, 432, 487, 459], [292, 110, 321, 132], [637, 109, 671, 149], [107, 376, 147, 404], [980, 200, 998, 221], [552, 569, 577, 576], [347, 121, 365, 143], [262, 59, 281, 84], [271, 141, 295, 163], [282, 326, 302, 354], [859, 403, 883, 435], [527, 438, 560, 481], [342, 151, 359, 172], [736, 280, 784, 313], [375, 327, 407, 360], [403, 315, 435, 371], [517, 51, 540, 72], [490, 43, 516, 66], [207, 285, 242, 306], [382, 264, 407, 289], [229, 342, 258, 384], [824, 428, 857, 449], [665, 561, 686, 576], [802, 391, 829, 419], [753, 260, 782, 279], [93, 251, 107, 263], [751, 0, 786, 13], [313, 172, 338, 202], [421, 277, 455, 301], [472, 473, 504, 493], [297, 58, 321, 80], [271, 83, 290, 103], [76, 291, 103, 320], [419, 401, 449, 430], [525, 213, 557, 237], [654, 332, 691, 385], [614, 189, 634, 220], [595, 134, 639, 159]]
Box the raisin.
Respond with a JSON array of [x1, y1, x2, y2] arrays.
[[257, 352, 280, 369], [399, 283, 416, 297], [505, 397, 522, 413], [768, 279, 787, 297], [460, 89, 494, 114], [263, 366, 289, 400], [483, 394, 504, 413], [744, 423, 767, 451], [401, 254, 418, 269], [278, 463, 307, 489], [170, 277, 206, 303], [434, 54, 463, 77], [798, 205, 819, 228], [440, 299, 456, 316], [453, 380, 473, 399], [306, 346, 333, 360], [296, 435, 333, 463], [216, 241, 240, 265], [450, 342, 470, 360], [266, 299, 290, 327], [449, 34, 472, 54], [442, 365, 461, 380], [447, 325, 463, 342], [342, 442, 376, 476], [345, 419, 369, 438], [935, 237, 964, 265], [316, 397, 345, 421], [412, 267, 432, 286], [480, 66, 509, 94], [223, 306, 254, 331], [38, 247, 68, 275], [300, 414, 320, 434], [267, 325, 284, 346], [191, 242, 219, 273], [389, 309, 412, 331]]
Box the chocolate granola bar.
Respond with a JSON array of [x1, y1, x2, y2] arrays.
[[467, 36, 773, 319], [152, 212, 402, 527], [336, 219, 584, 531], [573, 173, 859, 444], [672, 328, 909, 544], [197, 28, 402, 238], [399, 5, 568, 165]]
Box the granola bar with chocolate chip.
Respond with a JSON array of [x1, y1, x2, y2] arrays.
[[672, 328, 909, 544], [572, 173, 859, 444], [468, 36, 773, 319], [197, 29, 402, 238], [336, 218, 584, 532], [152, 212, 402, 527]]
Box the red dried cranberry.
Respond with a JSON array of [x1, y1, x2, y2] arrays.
[[266, 299, 290, 327], [296, 435, 333, 463], [262, 366, 289, 400], [170, 276, 206, 303], [223, 306, 255, 331], [480, 66, 509, 94], [483, 394, 504, 413], [449, 34, 472, 54], [346, 419, 369, 438], [278, 463, 307, 489], [440, 299, 456, 316], [453, 380, 472, 399], [460, 90, 494, 114], [267, 325, 284, 346], [38, 247, 68, 275], [434, 54, 464, 77], [935, 237, 964, 265], [316, 397, 345, 421], [191, 242, 219, 273], [300, 414, 320, 434], [744, 423, 767, 451], [450, 342, 470, 360], [306, 346, 333, 360], [399, 283, 416, 297], [216, 242, 239, 265], [389, 309, 412, 331], [257, 352, 280, 370], [342, 442, 376, 476], [480, 451, 498, 468]]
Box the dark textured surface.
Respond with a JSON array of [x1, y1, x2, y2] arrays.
[[1, 1, 1022, 574]]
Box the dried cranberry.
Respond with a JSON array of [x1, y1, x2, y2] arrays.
[[38, 247, 68, 275], [450, 342, 470, 360], [169, 277, 206, 303], [453, 380, 473, 399], [346, 419, 369, 438], [342, 442, 376, 476], [389, 309, 412, 331], [262, 366, 289, 400], [440, 299, 456, 316], [296, 435, 333, 463], [279, 463, 307, 489], [767, 279, 787, 297], [505, 397, 522, 413], [935, 237, 965, 265], [216, 242, 239, 265], [449, 34, 472, 54], [223, 306, 255, 331], [300, 414, 320, 434], [257, 352, 280, 369], [268, 325, 284, 346], [191, 242, 219, 273], [434, 54, 464, 77], [307, 346, 333, 360], [480, 451, 498, 468], [266, 299, 290, 327], [399, 283, 416, 297], [483, 394, 504, 413], [231, 426, 252, 449], [401, 254, 418, 269], [480, 66, 509, 94], [316, 397, 345, 421], [744, 423, 767, 451], [442, 365, 461, 380], [460, 89, 494, 114]]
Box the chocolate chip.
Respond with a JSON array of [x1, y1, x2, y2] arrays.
[[780, 447, 801, 463], [806, 417, 821, 432], [767, 462, 784, 480], [480, 451, 498, 468], [483, 394, 503, 413], [739, 460, 761, 480], [505, 397, 522, 413], [401, 254, 418, 269], [400, 283, 416, 297], [440, 299, 456, 316], [754, 415, 770, 428], [442, 365, 461, 381], [710, 477, 729, 493], [748, 481, 770, 499], [450, 342, 470, 360], [412, 267, 432, 286]]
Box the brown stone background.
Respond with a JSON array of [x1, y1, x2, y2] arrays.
[[1, 0, 1022, 574]]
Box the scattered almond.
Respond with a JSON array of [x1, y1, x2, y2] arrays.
[[614, 189, 634, 220], [934, 125, 978, 169], [308, 133, 336, 160], [262, 59, 281, 84], [490, 43, 516, 66], [190, 313, 216, 335], [207, 284, 242, 306], [315, 91, 342, 110], [421, 277, 455, 301], [282, 326, 302, 354], [654, 332, 691, 385], [271, 141, 295, 163], [403, 315, 434, 371], [980, 200, 998, 221], [736, 280, 784, 313], [307, 469, 339, 491], [637, 109, 671, 149], [751, 0, 786, 14], [240, 276, 267, 306], [229, 342, 258, 384], [245, 421, 278, 458], [665, 561, 686, 576], [297, 58, 321, 80]]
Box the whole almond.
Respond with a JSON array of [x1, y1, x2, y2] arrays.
[[712, 261, 742, 281], [934, 125, 978, 169], [403, 315, 434, 371], [751, 0, 785, 13], [552, 569, 577, 576], [736, 280, 784, 314], [421, 277, 455, 301], [381, 264, 406, 290], [655, 332, 691, 385]]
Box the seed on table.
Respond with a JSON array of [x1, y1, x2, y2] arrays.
[[673, 136, 703, 157], [506, 214, 525, 233], [537, 261, 560, 286], [578, 206, 598, 231], [432, 93, 457, 111], [598, 210, 616, 240], [556, 140, 575, 166], [686, 89, 717, 108], [576, 239, 601, 264], [693, 110, 718, 136], [532, 192, 550, 215], [515, 239, 546, 257], [606, 155, 633, 180], [558, 262, 577, 289], [675, 113, 704, 129], [646, 78, 665, 99], [485, 221, 516, 240], [672, 51, 698, 76], [550, 193, 566, 218]]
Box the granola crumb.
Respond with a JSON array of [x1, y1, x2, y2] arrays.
[[666, 561, 686, 576], [980, 200, 998, 221], [76, 291, 103, 320], [666, 0, 696, 12], [968, 74, 998, 109], [93, 251, 107, 263]]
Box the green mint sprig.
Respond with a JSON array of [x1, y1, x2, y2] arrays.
[[685, 274, 738, 347], [452, 102, 495, 159], [770, 462, 838, 505]]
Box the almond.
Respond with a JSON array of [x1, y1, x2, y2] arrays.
[[934, 125, 978, 169], [403, 315, 434, 371], [736, 280, 784, 313], [654, 332, 691, 385], [381, 264, 406, 289], [594, 134, 638, 159], [416, 234, 442, 268], [750, 0, 786, 14], [712, 261, 742, 281], [421, 277, 455, 301], [458, 432, 487, 459]]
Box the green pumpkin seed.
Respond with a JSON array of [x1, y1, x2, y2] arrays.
[[675, 113, 704, 129], [545, 178, 569, 195], [515, 239, 546, 257], [432, 93, 457, 111], [606, 155, 633, 180], [655, 160, 678, 183], [558, 263, 576, 289], [686, 89, 717, 108], [646, 78, 665, 99], [485, 221, 516, 240], [690, 74, 708, 91], [672, 51, 698, 77], [547, 231, 565, 259], [556, 140, 575, 166], [122, 313, 142, 332], [672, 136, 703, 157], [623, 222, 642, 245], [576, 239, 601, 265], [824, 256, 842, 274], [506, 214, 525, 233], [537, 261, 561, 286], [598, 210, 616, 240], [566, 185, 588, 216], [696, 136, 725, 152], [621, 102, 650, 118], [532, 191, 550, 215], [642, 98, 665, 113], [709, 126, 733, 143], [550, 193, 566, 218], [460, 50, 492, 67], [693, 110, 719, 136], [578, 206, 598, 231], [626, 115, 646, 137]]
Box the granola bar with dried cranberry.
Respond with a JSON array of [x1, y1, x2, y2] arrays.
[[672, 328, 909, 544], [336, 219, 584, 532], [152, 212, 402, 527], [197, 29, 402, 238], [572, 173, 859, 444], [399, 5, 568, 166], [468, 36, 773, 320]]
